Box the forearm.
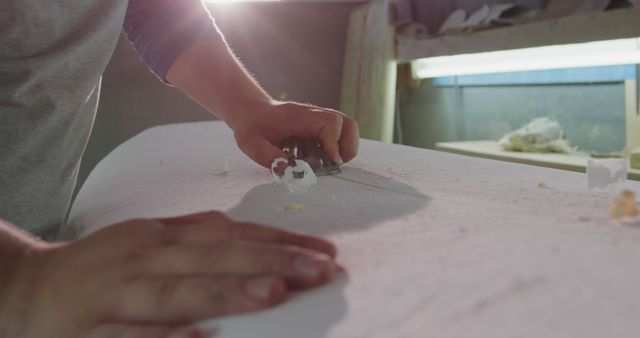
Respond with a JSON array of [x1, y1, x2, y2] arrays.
[[166, 38, 274, 131], [123, 0, 273, 130], [127, 1, 358, 168]]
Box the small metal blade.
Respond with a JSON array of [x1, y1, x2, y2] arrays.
[[280, 138, 342, 177]]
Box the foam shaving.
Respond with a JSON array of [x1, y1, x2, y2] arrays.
[[271, 158, 318, 193]]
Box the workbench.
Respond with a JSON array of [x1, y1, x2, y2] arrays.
[[68, 121, 640, 338], [437, 140, 640, 181]]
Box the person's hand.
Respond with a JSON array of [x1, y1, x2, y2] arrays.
[[232, 101, 360, 168], [0, 211, 338, 338]]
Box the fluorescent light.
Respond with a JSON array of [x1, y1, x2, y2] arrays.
[[412, 37, 640, 79]]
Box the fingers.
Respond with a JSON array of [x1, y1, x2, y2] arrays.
[[234, 102, 359, 168], [317, 112, 344, 165], [82, 218, 165, 255], [114, 276, 285, 323], [103, 208, 336, 253], [75, 214, 340, 337], [88, 324, 206, 338], [237, 131, 287, 168], [159, 211, 232, 226], [91, 211, 338, 276], [338, 116, 359, 163], [144, 242, 336, 288], [293, 104, 359, 166], [155, 220, 337, 258]]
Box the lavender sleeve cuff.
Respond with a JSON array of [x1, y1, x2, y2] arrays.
[[123, 0, 218, 83]]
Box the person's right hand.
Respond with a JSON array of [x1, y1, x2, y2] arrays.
[[0, 211, 338, 338]]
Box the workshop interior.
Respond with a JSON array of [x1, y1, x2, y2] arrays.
[[65, 1, 640, 337], [84, 0, 640, 187]]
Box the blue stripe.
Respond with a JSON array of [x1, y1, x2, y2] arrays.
[[434, 64, 638, 87]]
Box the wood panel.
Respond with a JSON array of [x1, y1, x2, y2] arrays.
[[398, 8, 640, 62], [340, 0, 396, 142], [626, 79, 640, 154]]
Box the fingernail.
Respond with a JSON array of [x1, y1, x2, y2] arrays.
[[335, 154, 344, 166], [295, 255, 329, 278], [245, 277, 274, 300]]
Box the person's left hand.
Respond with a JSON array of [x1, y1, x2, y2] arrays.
[[232, 101, 359, 168]]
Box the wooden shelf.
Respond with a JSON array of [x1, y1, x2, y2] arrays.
[[436, 140, 640, 181], [397, 8, 640, 63]]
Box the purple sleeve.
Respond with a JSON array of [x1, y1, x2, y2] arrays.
[[123, 0, 219, 83]]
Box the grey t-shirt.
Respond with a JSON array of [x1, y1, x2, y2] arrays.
[[0, 0, 216, 240], [1, 0, 129, 240]]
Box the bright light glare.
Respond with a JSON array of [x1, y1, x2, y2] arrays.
[[412, 37, 640, 79], [205, 0, 280, 3]]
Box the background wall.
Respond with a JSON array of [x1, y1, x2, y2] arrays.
[[79, 2, 360, 189]]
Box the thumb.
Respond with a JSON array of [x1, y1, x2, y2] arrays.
[[240, 135, 286, 168], [319, 115, 344, 165]]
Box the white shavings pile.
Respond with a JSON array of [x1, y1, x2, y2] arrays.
[[271, 158, 318, 193], [499, 117, 573, 153]]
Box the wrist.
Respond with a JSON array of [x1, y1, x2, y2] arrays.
[[0, 221, 45, 336], [0, 219, 43, 261], [166, 38, 276, 132], [223, 98, 276, 132]]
